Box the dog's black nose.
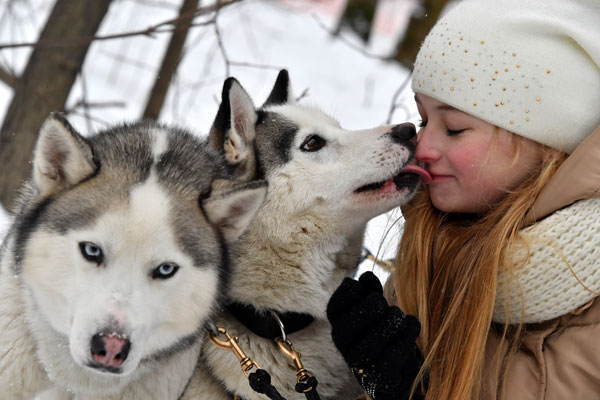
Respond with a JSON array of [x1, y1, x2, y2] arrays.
[[390, 123, 416, 142]]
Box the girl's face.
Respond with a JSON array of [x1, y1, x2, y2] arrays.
[[415, 94, 544, 214]]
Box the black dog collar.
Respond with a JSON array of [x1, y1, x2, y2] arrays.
[[225, 301, 314, 339]]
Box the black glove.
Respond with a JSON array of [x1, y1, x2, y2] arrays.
[[327, 272, 424, 400]]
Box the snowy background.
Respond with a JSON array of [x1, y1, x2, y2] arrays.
[[0, 0, 421, 281]]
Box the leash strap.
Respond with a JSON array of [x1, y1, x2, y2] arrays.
[[295, 376, 321, 400], [248, 369, 286, 400], [246, 370, 321, 400]]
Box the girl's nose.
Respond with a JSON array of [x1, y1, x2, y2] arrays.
[[415, 128, 440, 163]]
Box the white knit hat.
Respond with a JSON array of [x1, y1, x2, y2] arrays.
[[411, 0, 600, 154]]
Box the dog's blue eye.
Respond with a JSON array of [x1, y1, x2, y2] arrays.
[[152, 263, 179, 280], [300, 135, 326, 152], [79, 242, 103, 264]]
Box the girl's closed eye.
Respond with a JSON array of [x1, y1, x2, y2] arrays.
[[418, 119, 427, 128], [446, 128, 465, 136]]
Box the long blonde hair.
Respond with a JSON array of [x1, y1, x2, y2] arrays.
[[394, 146, 566, 399]]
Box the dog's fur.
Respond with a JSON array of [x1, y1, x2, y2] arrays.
[[0, 115, 266, 399], [183, 71, 423, 399]]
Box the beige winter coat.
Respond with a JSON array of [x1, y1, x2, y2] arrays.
[[479, 124, 600, 399], [482, 298, 600, 399]]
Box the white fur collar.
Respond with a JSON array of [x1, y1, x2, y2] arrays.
[[493, 197, 600, 324]]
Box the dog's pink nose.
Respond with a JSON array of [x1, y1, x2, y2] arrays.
[[91, 333, 130, 368]]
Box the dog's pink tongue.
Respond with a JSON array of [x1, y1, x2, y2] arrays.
[[401, 164, 432, 184]]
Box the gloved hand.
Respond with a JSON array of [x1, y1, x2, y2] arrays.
[[327, 272, 424, 400]]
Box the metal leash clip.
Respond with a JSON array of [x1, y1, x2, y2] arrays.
[[209, 326, 261, 378], [271, 312, 314, 386], [276, 337, 313, 385]]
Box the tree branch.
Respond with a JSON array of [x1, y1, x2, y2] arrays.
[[0, 0, 241, 51], [312, 15, 388, 61], [0, 65, 17, 88]]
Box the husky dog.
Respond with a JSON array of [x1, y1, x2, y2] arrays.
[[0, 115, 266, 400], [183, 71, 430, 399]]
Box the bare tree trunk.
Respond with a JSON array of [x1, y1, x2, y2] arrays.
[[0, 66, 17, 88], [0, 0, 112, 210], [142, 0, 200, 120], [394, 0, 449, 69], [334, 0, 377, 43]]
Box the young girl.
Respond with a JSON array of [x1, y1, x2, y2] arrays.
[[327, 0, 600, 399]]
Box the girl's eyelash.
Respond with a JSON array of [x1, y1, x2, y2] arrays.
[[446, 129, 465, 136], [418, 119, 463, 135]]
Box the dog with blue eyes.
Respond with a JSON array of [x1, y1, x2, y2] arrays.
[[0, 114, 266, 399]]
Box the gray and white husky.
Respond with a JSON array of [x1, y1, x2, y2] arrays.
[[0, 115, 266, 400], [183, 71, 429, 399]]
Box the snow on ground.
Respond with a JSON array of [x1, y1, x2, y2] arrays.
[[0, 0, 420, 280]]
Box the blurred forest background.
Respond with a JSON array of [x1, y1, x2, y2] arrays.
[[0, 0, 450, 273]]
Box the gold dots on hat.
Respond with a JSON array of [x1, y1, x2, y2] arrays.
[[464, 49, 469, 53], [546, 70, 551, 74], [471, 78, 475, 82], [525, 109, 530, 114], [502, 87, 506, 91], [500, 101, 505, 105], [495, 103, 499, 107], [495, 70, 499, 74], [526, 118, 531, 122], [492, 76, 496, 81], [432, 88, 436, 92], [480, 40, 485, 45], [443, 71, 447, 75], [516, 64, 521, 69], [474, 62, 478, 66], [504, 68, 509, 72], [473, 103, 477, 107], [430, 73, 433, 77], [442, 52, 446, 56], [460, 36, 464, 40], [536, 97, 541, 102], [525, 84, 529, 89], [449, 41, 452, 45], [450, 87, 454, 92], [510, 120, 514, 125], [512, 52, 517, 56]]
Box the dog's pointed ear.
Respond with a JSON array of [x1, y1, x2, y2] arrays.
[[209, 77, 257, 167], [202, 180, 267, 243], [33, 113, 97, 197], [208, 78, 234, 153], [227, 79, 257, 164], [262, 69, 293, 107]]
